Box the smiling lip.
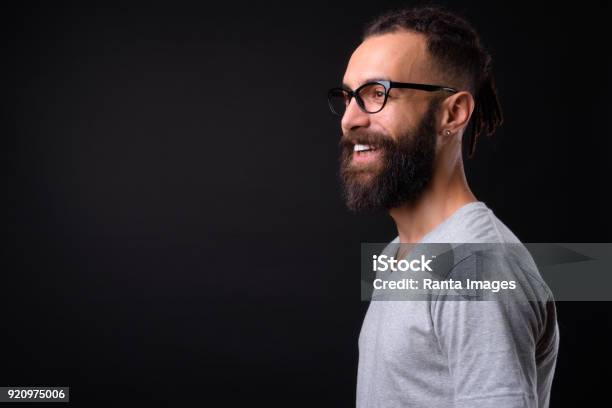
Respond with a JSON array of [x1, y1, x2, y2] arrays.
[[351, 143, 382, 164]]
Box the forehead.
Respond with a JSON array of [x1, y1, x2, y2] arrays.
[[343, 30, 431, 88]]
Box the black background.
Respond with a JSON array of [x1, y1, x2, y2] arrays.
[[8, 0, 611, 406]]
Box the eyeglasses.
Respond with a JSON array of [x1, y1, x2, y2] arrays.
[[327, 79, 459, 116]]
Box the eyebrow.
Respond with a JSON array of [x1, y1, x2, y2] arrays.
[[342, 77, 390, 90]]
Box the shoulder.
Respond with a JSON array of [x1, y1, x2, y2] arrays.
[[450, 202, 521, 244]]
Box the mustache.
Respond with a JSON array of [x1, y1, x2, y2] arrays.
[[338, 130, 396, 150]]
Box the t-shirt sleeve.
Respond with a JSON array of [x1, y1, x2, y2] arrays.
[[430, 253, 551, 408]]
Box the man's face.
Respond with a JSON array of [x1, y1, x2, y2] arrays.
[[339, 31, 442, 212]]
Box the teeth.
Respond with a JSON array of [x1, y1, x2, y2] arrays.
[[354, 144, 374, 152]]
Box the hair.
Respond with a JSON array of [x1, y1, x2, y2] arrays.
[[362, 4, 503, 158]]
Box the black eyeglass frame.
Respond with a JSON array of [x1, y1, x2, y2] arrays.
[[327, 79, 459, 116]]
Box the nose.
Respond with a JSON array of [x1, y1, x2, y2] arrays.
[[341, 96, 371, 134]]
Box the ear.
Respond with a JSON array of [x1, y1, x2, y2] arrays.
[[438, 91, 475, 138]]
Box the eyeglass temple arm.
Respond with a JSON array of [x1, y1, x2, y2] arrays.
[[390, 81, 459, 93]]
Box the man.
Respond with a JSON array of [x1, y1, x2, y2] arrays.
[[328, 6, 559, 408]]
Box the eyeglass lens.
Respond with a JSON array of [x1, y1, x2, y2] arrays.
[[328, 83, 387, 116]]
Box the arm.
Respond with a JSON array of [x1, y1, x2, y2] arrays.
[[430, 251, 551, 408]]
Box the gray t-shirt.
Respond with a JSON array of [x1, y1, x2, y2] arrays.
[[356, 201, 559, 408]]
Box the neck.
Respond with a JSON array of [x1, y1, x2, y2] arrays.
[[388, 149, 477, 243]]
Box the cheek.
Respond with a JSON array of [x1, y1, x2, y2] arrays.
[[374, 108, 415, 141]]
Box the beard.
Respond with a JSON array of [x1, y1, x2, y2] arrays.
[[338, 99, 439, 213]]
